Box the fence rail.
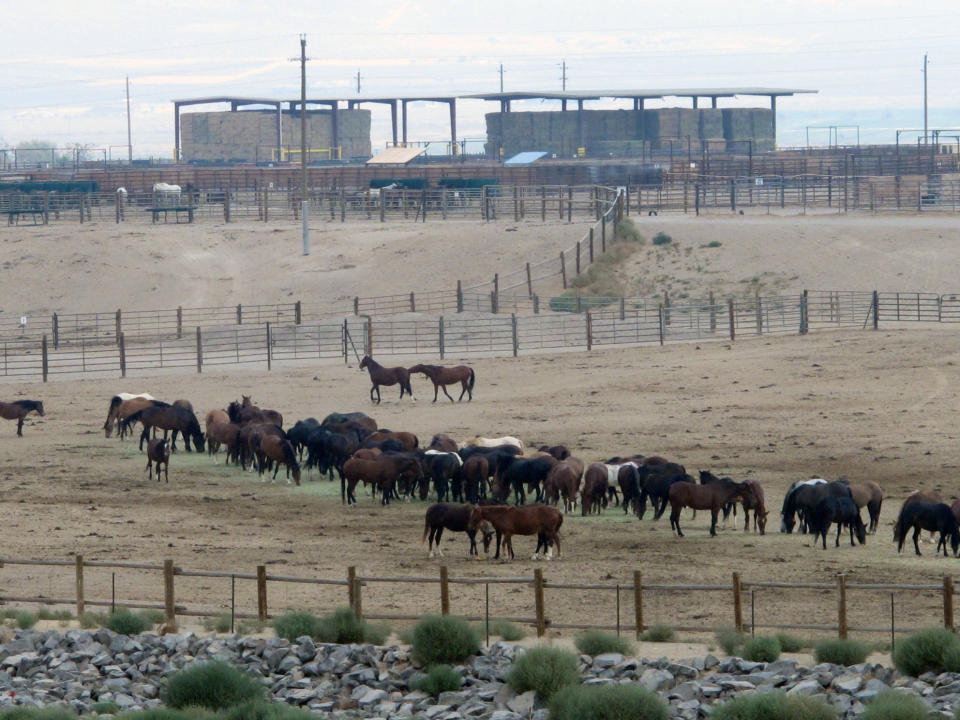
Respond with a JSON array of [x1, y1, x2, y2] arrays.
[[0, 556, 954, 644]]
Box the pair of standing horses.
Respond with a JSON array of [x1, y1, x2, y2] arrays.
[[359, 356, 475, 404]]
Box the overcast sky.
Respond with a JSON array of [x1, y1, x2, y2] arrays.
[[2, 1, 957, 157]]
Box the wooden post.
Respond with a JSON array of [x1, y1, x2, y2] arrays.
[[79, 193, 85, 224], [511, 314, 518, 357], [114, 192, 121, 223], [534, 568, 546, 637], [800, 290, 809, 335], [119, 332, 127, 378], [872, 290, 879, 330], [176, 307, 183, 338], [560, 252, 567, 289], [526, 263, 533, 298], [224, 190, 231, 222], [410, 292, 416, 312], [456, 280, 463, 313], [440, 565, 450, 615], [41, 335, 48, 383], [365, 317, 373, 356], [115, 309, 122, 344], [837, 573, 848, 639], [353, 576, 363, 619], [75, 555, 85, 617], [729, 300, 736, 341], [347, 566, 356, 608], [576, 241, 581, 275], [257, 565, 268, 621], [294, 301, 302, 325], [163, 559, 177, 631], [196, 327, 203, 373], [658, 306, 664, 345], [439, 317, 445, 359], [339, 187, 346, 222], [266, 322, 272, 371], [494, 273, 499, 297], [541, 186, 546, 222], [601, 216, 607, 252], [663, 291, 671, 326], [588, 227, 595, 263], [354, 297, 360, 315], [481, 186, 487, 221], [567, 186, 573, 223], [709, 291, 716, 332], [586, 312, 593, 351], [732, 572, 743, 632], [52, 313, 59, 349], [533, 295, 540, 314], [379, 190, 386, 222], [633, 570, 643, 637], [945, 576, 955, 631], [513, 185, 519, 222], [236, 304, 242, 325], [620, 297, 626, 321]]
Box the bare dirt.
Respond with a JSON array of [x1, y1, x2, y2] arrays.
[[1, 214, 959, 649]]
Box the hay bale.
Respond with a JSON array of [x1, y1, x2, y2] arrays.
[[698, 109, 723, 140]]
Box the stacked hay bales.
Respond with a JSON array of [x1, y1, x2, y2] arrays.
[[722, 108, 774, 152]]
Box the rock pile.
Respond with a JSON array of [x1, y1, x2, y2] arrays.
[[0, 629, 957, 718]]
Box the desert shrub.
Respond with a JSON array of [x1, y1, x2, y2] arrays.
[[549, 683, 668, 720], [741, 635, 781, 663], [141, 609, 166, 625], [774, 632, 805, 653], [860, 690, 929, 720], [814, 638, 871, 666], [107, 610, 152, 635], [117, 710, 208, 720], [490, 620, 526, 641], [615, 220, 644, 245], [236, 619, 265, 635], [704, 240, 722, 248], [716, 627, 747, 656], [506, 646, 580, 702], [943, 643, 960, 673], [91, 702, 121, 714], [652, 232, 672, 246], [640, 625, 675, 642], [0, 709, 79, 720], [574, 630, 634, 656], [272, 611, 322, 642], [220, 700, 316, 720], [163, 660, 265, 711], [411, 664, 463, 697], [80, 611, 107, 629], [316, 607, 389, 645], [12, 610, 37, 629], [203, 613, 233, 634], [892, 627, 960, 677], [398, 626, 416, 645], [710, 691, 837, 720], [411, 616, 479, 666]]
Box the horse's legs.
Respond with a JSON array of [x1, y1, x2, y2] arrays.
[[163, 462, 168, 483], [16, 417, 24, 437], [670, 506, 683, 537], [913, 526, 923, 556], [441, 384, 454, 402], [709, 509, 719, 537], [139, 426, 149, 452], [458, 382, 468, 402], [431, 383, 439, 403]]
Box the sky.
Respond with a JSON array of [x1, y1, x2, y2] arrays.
[[2, 1, 958, 158]]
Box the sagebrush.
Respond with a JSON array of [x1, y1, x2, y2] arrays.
[[549, 683, 668, 720], [506, 646, 580, 702]]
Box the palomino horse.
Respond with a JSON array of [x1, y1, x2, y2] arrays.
[[668, 481, 749, 537], [461, 436, 524, 453], [103, 394, 164, 438], [408, 364, 475, 402], [469, 504, 563, 561], [0, 400, 44, 437], [848, 481, 883, 534], [359, 356, 414, 404]]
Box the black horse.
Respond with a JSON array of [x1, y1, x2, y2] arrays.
[[458, 444, 522, 479], [809, 497, 866, 549], [495, 455, 558, 505], [423, 450, 463, 502], [122, 405, 204, 453], [781, 479, 852, 533], [287, 418, 320, 462], [640, 463, 691, 520], [422, 503, 492, 557], [895, 502, 960, 557]]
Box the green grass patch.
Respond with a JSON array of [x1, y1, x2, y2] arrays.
[[91, 702, 121, 715], [316, 607, 389, 645], [412, 616, 479, 666], [203, 614, 234, 634], [710, 690, 837, 720], [506, 646, 580, 702], [774, 632, 805, 653], [741, 635, 780, 663], [640, 625, 675, 642], [107, 610, 153, 635], [12, 610, 37, 629], [411, 664, 463, 697], [0, 708, 80, 720], [715, 627, 747, 656], [163, 660, 265, 711], [489, 620, 526, 641], [272, 611, 322, 642], [80, 611, 108, 629], [220, 700, 316, 720], [814, 638, 872, 666], [549, 683, 668, 720], [861, 690, 929, 720], [892, 627, 960, 677], [652, 232, 673, 246], [574, 630, 634, 656]]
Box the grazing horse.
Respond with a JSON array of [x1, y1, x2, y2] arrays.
[[741, 478, 769, 534], [423, 449, 464, 502], [539, 445, 571, 461], [363, 429, 419, 451], [286, 418, 319, 461], [668, 481, 748, 537], [236, 423, 285, 471], [206, 421, 240, 464], [781, 479, 851, 534], [228, 400, 283, 428], [423, 503, 493, 557], [104, 395, 166, 438], [581, 463, 611, 516], [123, 405, 204, 453], [893, 490, 943, 544], [429, 433, 460, 453], [641, 463, 691, 520], [810, 497, 866, 549], [145, 438, 170, 483], [469, 504, 563, 561], [495, 455, 558, 505], [848, 481, 884, 534], [408, 364, 475, 402], [342, 455, 423, 505], [253, 435, 301, 486], [321, 412, 377, 432], [895, 502, 960, 557], [544, 457, 585, 514], [0, 400, 44, 437], [462, 455, 490, 504], [462, 436, 524, 453], [359, 356, 414, 404]]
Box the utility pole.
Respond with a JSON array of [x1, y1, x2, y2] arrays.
[[125, 76, 132, 164], [559, 60, 567, 91], [299, 34, 310, 255], [923, 53, 929, 144], [356, 71, 361, 94], [499, 63, 504, 92]]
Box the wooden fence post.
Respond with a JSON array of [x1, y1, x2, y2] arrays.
[[115, 309, 122, 344], [266, 322, 272, 371], [257, 565, 268, 621], [513, 185, 519, 222], [114, 192, 121, 223], [340, 187, 346, 222], [732, 572, 743, 632], [236, 304, 243, 325], [586, 312, 593, 351], [439, 317, 445, 359], [119, 333, 126, 378], [576, 241, 581, 275], [560, 252, 567, 289], [41, 335, 48, 383], [365, 317, 373, 356], [567, 186, 573, 223], [347, 566, 356, 608], [709, 292, 716, 333], [872, 290, 879, 330], [837, 573, 848, 639], [541, 186, 546, 222], [176, 307, 183, 338], [353, 576, 363, 619], [79, 193, 85, 224], [633, 570, 643, 638], [164, 559, 177, 632], [354, 297, 360, 315], [511, 314, 518, 357], [294, 301, 302, 325], [75, 555, 85, 617], [589, 228, 595, 263], [457, 281, 463, 313], [945, 576, 955, 631], [440, 566, 450, 615], [800, 290, 808, 335], [533, 295, 539, 314], [729, 300, 736, 341], [196, 327, 203, 374], [601, 216, 607, 252], [534, 568, 546, 637], [410, 292, 416, 312], [224, 191, 230, 222], [52, 313, 59, 349]]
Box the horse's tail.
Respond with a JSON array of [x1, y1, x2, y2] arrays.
[[468, 367, 476, 392], [108, 395, 122, 414], [283, 440, 299, 472], [422, 518, 430, 544]]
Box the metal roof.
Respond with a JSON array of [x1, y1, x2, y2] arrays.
[[366, 146, 429, 165], [504, 151, 549, 167]]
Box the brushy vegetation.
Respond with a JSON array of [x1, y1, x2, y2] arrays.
[[236, 619, 266, 636], [506, 646, 580, 702], [549, 683, 668, 720], [35, 608, 72, 623], [740, 635, 781, 663], [219, 700, 317, 720], [271, 611, 323, 642], [813, 638, 872, 666], [652, 232, 673, 246], [715, 627, 747, 656], [80, 611, 108, 629], [615, 219, 645, 245], [203, 614, 233, 634], [107, 610, 154, 635], [411, 616, 480, 666], [640, 625, 675, 642], [574, 630, 634, 656], [489, 620, 526, 641], [10, 610, 38, 629], [860, 690, 930, 720], [163, 660, 265, 711], [410, 664, 463, 697], [91, 702, 121, 715], [710, 690, 837, 720], [892, 628, 960, 677], [0, 708, 80, 720], [774, 632, 805, 653], [315, 607, 389, 645]]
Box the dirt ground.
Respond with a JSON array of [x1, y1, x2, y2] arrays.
[[2, 214, 960, 651]]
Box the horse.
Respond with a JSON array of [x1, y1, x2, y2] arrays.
[[253, 435, 301, 486], [668, 481, 749, 537], [741, 478, 768, 534], [429, 434, 460, 453], [287, 418, 320, 462], [122, 405, 204, 453], [423, 449, 463, 502], [423, 503, 493, 557], [539, 445, 571, 461], [893, 490, 943, 543], [581, 464, 610, 516], [462, 436, 524, 453], [104, 395, 166, 438], [459, 444, 522, 483], [462, 455, 490, 504], [603, 462, 641, 517], [697, 470, 740, 527], [781, 479, 851, 534], [0, 400, 44, 437], [810, 497, 866, 549], [145, 438, 170, 483], [848, 481, 884, 534], [236, 423, 285, 471], [359, 356, 414, 404], [206, 421, 240, 465], [495, 455, 558, 505], [408, 364, 475, 402], [205, 408, 229, 428], [895, 502, 960, 557], [227, 400, 283, 428], [469, 504, 563, 561], [342, 455, 423, 505], [363, 429, 419, 451], [641, 463, 692, 520], [543, 457, 584, 514], [321, 412, 377, 432]]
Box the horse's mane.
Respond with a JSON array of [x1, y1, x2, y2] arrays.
[[13, 400, 42, 410]]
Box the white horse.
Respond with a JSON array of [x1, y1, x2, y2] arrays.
[[152, 183, 182, 209], [460, 435, 524, 453]]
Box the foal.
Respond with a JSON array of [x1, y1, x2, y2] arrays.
[[145, 438, 170, 483], [0, 400, 45, 437]]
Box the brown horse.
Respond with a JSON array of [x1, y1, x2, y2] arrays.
[[359, 356, 414, 404], [253, 435, 301, 486], [103, 395, 166, 438], [741, 478, 769, 534], [669, 481, 748, 537], [206, 421, 240, 464], [0, 400, 44, 437], [544, 457, 584, 514], [363, 429, 419, 451], [228, 400, 283, 428], [469, 504, 563, 560], [342, 455, 423, 505], [848, 481, 884, 533], [121, 405, 204, 453], [236, 422, 284, 470], [462, 454, 490, 504], [581, 463, 609, 516], [408, 364, 475, 402], [429, 434, 459, 453], [145, 438, 170, 483]]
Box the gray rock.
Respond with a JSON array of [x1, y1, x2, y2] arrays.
[[593, 653, 623, 669], [639, 668, 673, 692], [507, 690, 536, 716], [670, 681, 701, 701], [832, 674, 862, 693], [786, 679, 822, 696]]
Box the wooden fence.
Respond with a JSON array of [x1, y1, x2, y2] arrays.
[[0, 556, 954, 645]]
